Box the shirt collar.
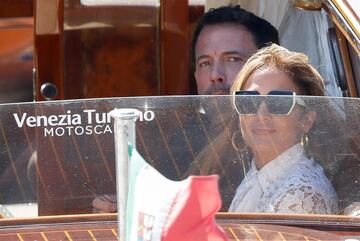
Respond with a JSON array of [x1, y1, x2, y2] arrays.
[[251, 143, 308, 190]]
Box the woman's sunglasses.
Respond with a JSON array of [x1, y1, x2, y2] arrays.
[[234, 90, 307, 115]]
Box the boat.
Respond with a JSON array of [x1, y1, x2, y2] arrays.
[[0, 1, 359, 240]]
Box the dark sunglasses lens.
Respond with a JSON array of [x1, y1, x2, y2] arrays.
[[235, 91, 295, 115], [265, 95, 294, 114], [235, 96, 262, 114]]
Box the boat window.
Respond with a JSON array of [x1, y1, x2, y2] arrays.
[[0, 95, 359, 218]]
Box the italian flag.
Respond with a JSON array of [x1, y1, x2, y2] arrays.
[[126, 146, 228, 241]]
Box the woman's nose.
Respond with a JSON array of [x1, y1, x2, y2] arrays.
[[256, 102, 270, 115]]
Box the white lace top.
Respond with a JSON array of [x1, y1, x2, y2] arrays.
[[228, 143, 338, 214]]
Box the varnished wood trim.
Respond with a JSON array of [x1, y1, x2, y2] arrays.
[[0, 0, 33, 18], [159, 0, 190, 95], [0, 212, 359, 238], [0, 213, 117, 227], [334, 25, 358, 97], [323, 0, 360, 55], [330, 0, 360, 39], [34, 0, 64, 100], [216, 212, 360, 230], [2, 212, 359, 227]]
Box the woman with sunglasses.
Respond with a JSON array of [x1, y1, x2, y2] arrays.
[[228, 44, 338, 214]]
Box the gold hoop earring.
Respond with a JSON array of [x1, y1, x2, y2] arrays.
[[231, 130, 245, 151], [301, 133, 309, 148], [231, 130, 252, 174]]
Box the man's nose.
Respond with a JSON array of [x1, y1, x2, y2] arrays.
[[210, 61, 225, 83]]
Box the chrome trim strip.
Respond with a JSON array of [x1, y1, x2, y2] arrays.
[[323, 0, 360, 53]]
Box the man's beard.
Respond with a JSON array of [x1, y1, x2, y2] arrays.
[[198, 82, 234, 131], [202, 82, 231, 95]]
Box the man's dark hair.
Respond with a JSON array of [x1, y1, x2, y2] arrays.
[[191, 5, 279, 66]]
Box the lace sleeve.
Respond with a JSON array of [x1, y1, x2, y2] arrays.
[[262, 176, 337, 214]]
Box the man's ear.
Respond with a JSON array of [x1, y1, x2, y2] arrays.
[[302, 111, 317, 133]]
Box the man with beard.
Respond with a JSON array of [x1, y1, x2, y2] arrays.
[[192, 5, 279, 95], [92, 5, 279, 213]]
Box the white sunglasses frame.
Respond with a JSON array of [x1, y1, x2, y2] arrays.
[[233, 91, 307, 116]]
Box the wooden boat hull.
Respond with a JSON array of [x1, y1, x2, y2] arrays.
[[0, 214, 357, 241]]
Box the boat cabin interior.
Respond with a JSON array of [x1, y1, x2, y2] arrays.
[[0, 0, 359, 102]]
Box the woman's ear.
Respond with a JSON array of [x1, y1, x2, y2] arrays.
[[301, 111, 317, 133]]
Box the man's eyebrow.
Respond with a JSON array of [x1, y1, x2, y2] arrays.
[[222, 51, 249, 57], [196, 50, 252, 62], [196, 55, 211, 62], [196, 51, 249, 61], [223, 51, 241, 54]]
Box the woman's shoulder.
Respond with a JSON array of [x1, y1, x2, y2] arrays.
[[269, 169, 338, 214], [281, 164, 338, 205], [286, 156, 329, 180], [282, 162, 335, 194]]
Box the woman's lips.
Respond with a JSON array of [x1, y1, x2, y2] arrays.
[[251, 127, 276, 135]]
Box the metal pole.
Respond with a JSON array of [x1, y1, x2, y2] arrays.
[[110, 108, 141, 241]]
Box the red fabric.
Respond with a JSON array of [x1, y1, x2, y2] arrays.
[[161, 175, 228, 241]]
